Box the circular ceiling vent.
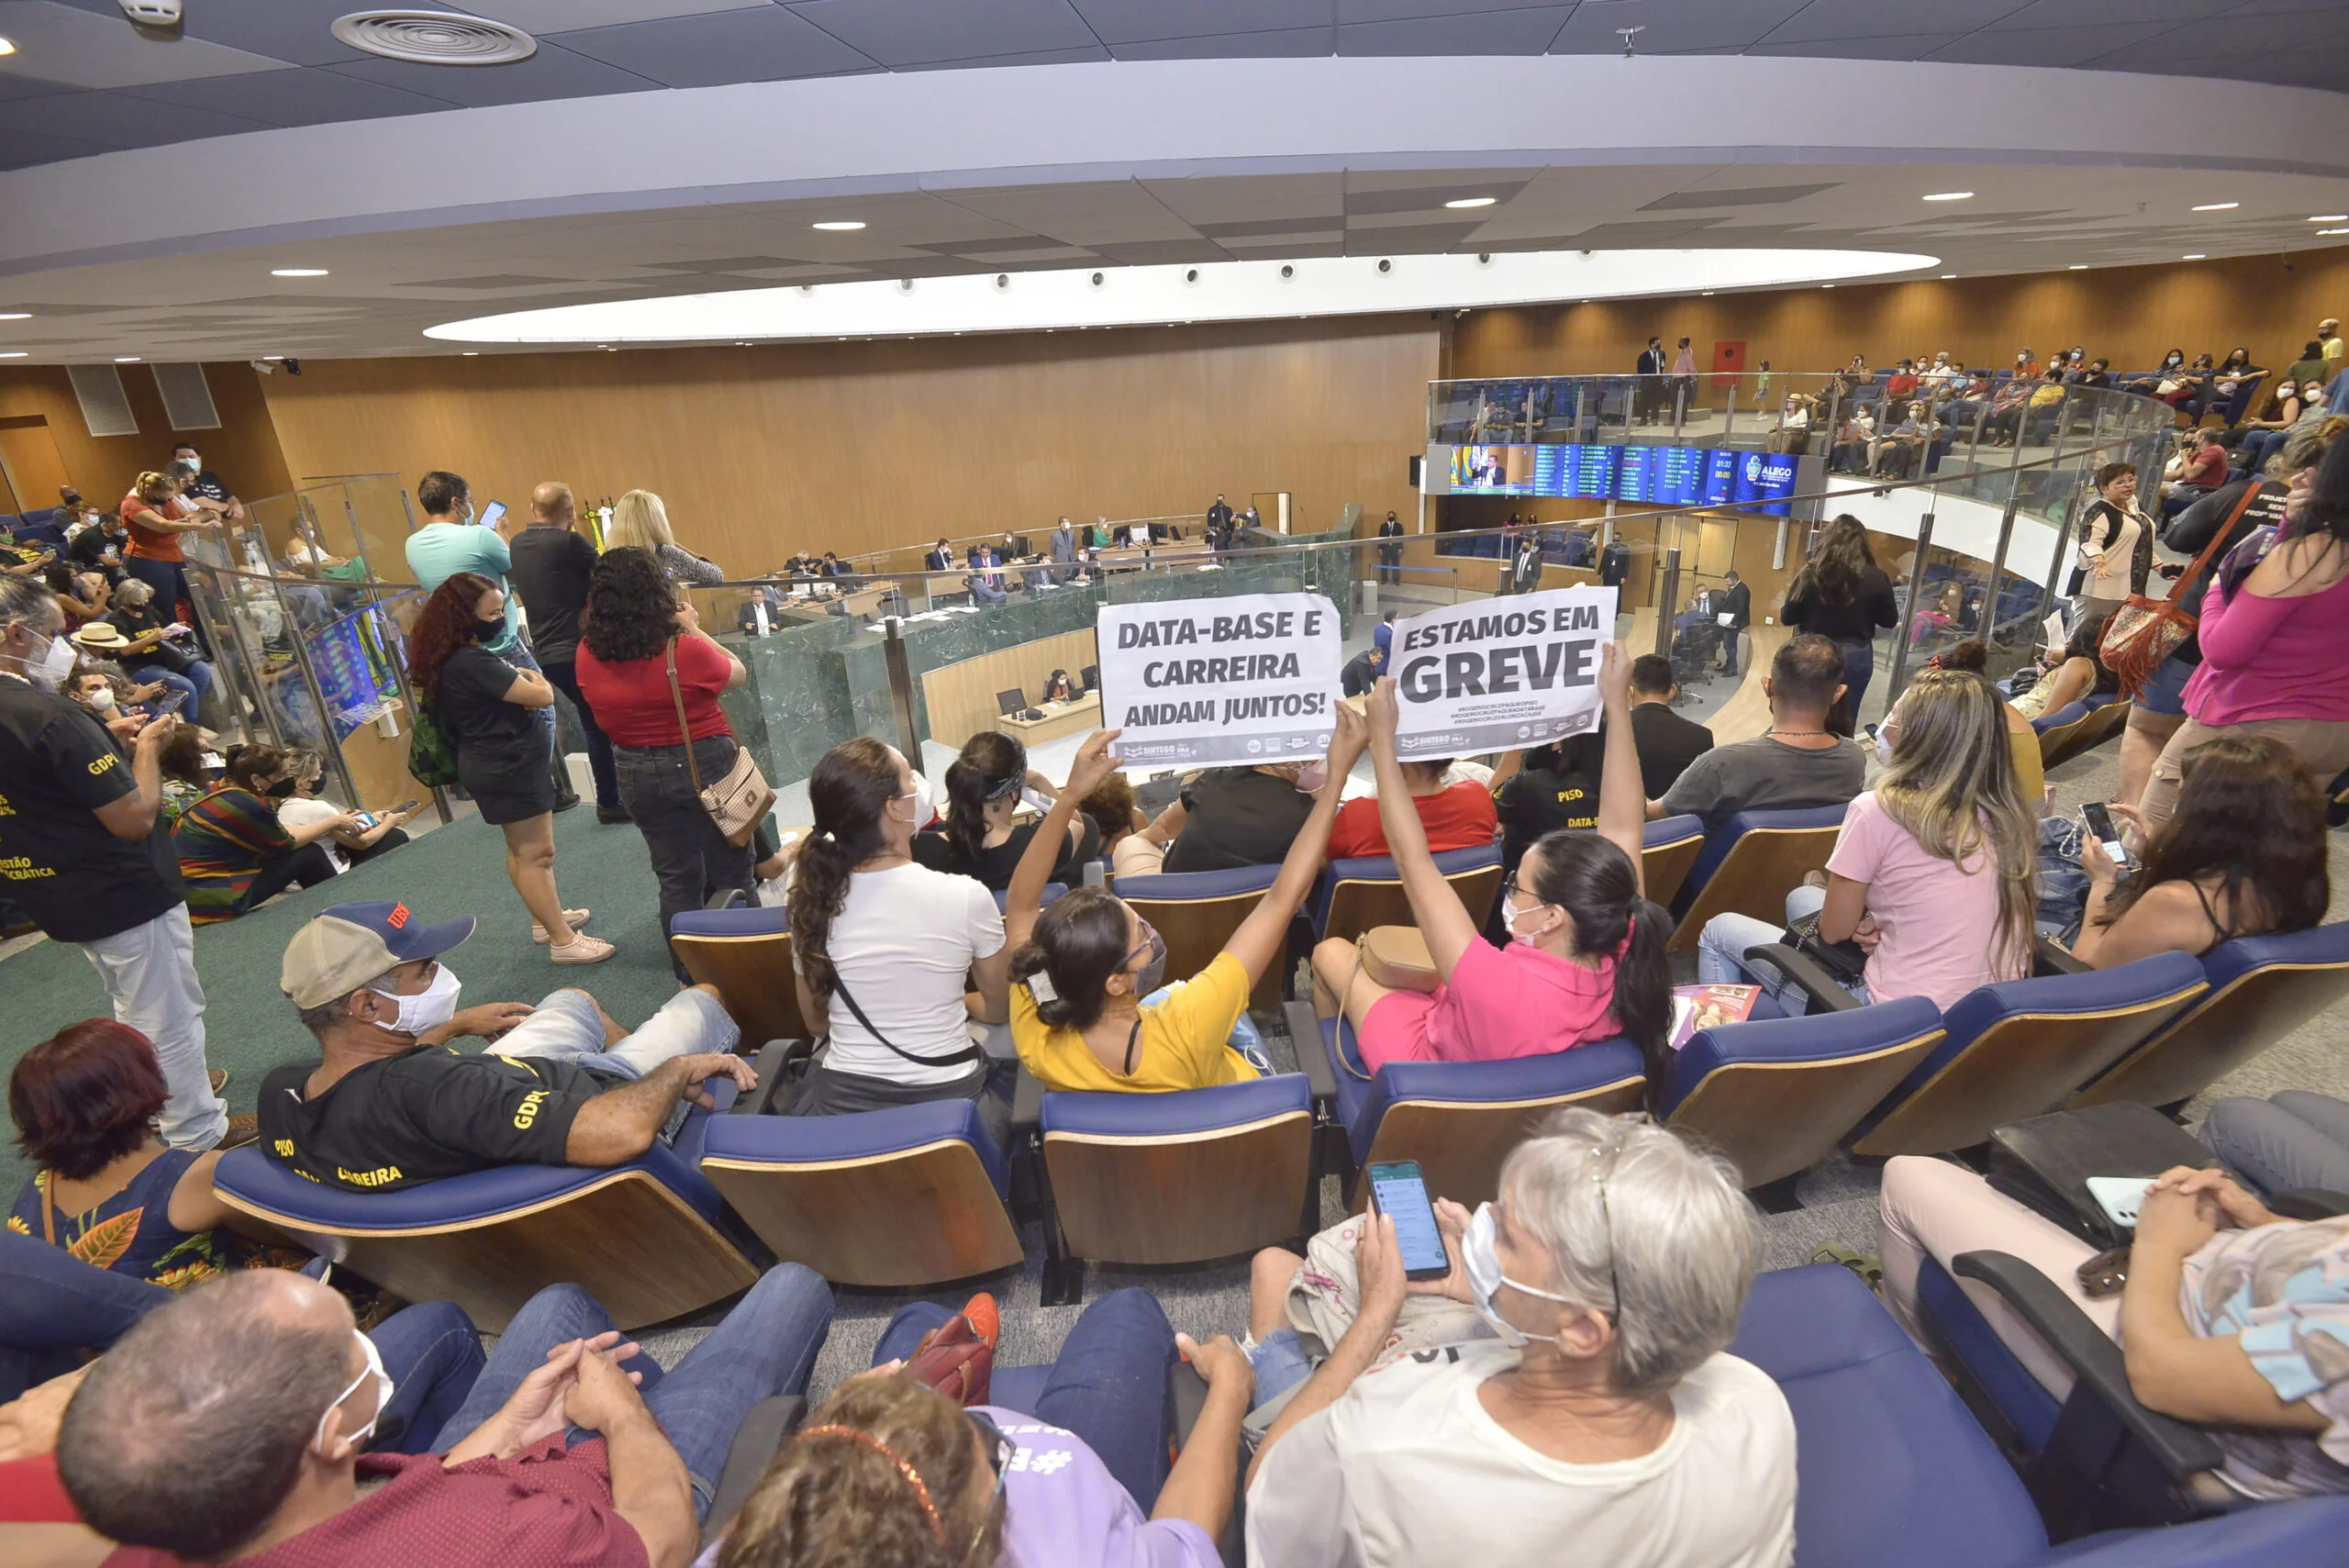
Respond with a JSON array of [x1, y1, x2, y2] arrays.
[[331, 11, 537, 65]]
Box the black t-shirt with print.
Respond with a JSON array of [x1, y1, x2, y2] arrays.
[[0, 677, 183, 942], [1493, 733, 1604, 877], [258, 1044, 623, 1192], [435, 645, 546, 774]]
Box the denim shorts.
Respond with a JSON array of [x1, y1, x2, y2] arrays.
[[2133, 650, 2194, 717]]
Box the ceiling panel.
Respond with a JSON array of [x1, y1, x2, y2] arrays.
[[1338, 7, 1571, 54], [0, 86, 273, 148], [1549, 0, 1810, 54], [0, 0, 296, 87], [318, 40, 665, 106], [1067, 0, 1331, 45], [897, 43, 1112, 69], [139, 0, 405, 68], [1927, 19, 2184, 65], [462, 0, 774, 28], [1747, 31, 1971, 59], [1759, 0, 2032, 43], [785, 0, 1099, 67], [0, 126, 109, 169], [1985, 0, 2234, 24], [1113, 28, 1333, 59], [117, 68, 462, 127], [550, 6, 880, 86], [1340, 0, 1575, 18]]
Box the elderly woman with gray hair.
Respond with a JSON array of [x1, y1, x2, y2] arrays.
[[97, 574, 214, 714], [1242, 1109, 1795, 1566]]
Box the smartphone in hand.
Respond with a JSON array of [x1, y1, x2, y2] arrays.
[[2081, 801, 2132, 873], [1367, 1161, 1453, 1282]]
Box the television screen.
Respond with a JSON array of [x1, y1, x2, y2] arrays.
[[1451, 444, 1517, 492]]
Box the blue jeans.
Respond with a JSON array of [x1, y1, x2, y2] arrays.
[[367, 1300, 489, 1454], [433, 1265, 835, 1517], [874, 1286, 1176, 1510], [970, 580, 1008, 605], [1697, 884, 1869, 1014], [495, 986, 740, 1081], [1835, 637, 1876, 722], [131, 659, 211, 707], [616, 739, 760, 984]]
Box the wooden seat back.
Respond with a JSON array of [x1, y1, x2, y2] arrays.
[[1044, 1110, 1315, 1265], [1668, 827, 1842, 952], [2074, 962, 2349, 1112], [1642, 830, 1706, 909], [1357, 1076, 1646, 1210], [1120, 884, 1283, 1010], [674, 925, 809, 1045], [699, 1140, 1024, 1286], [1322, 862, 1502, 948], [1668, 1029, 1944, 1188]]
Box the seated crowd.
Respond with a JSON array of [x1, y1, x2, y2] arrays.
[[3, 409, 2347, 1563]]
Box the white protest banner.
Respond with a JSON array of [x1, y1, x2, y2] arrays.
[[1098, 593, 1342, 768], [1388, 585, 1620, 756]]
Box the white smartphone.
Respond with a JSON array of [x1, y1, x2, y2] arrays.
[[2086, 1175, 2154, 1230], [2081, 801, 2133, 873]]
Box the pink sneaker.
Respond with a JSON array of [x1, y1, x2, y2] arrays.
[[549, 933, 616, 965], [531, 909, 593, 943]]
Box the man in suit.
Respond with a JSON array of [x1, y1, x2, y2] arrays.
[[1510, 524, 1545, 595], [968, 544, 1008, 605], [1716, 569, 1753, 675], [1375, 511, 1405, 586], [1050, 517, 1078, 583], [1206, 493, 1234, 540], [1636, 336, 1666, 422], [925, 537, 955, 573]]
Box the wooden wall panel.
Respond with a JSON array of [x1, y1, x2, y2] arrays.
[[0, 362, 292, 513], [1452, 249, 2349, 388], [921, 628, 1100, 752], [257, 317, 1440, 578]]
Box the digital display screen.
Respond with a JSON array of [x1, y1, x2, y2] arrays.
[[1440, 442, 1799, 515]]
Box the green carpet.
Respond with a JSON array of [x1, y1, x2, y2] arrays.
[[0, 809, 696, 1198]]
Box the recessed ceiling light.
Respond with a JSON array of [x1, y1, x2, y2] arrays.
[[2191, 202, 2238, 212], [1941, 273, 1956, 279], [0, 311, 27, 320], [114, 356, 139, 362], [2319, 229, 2349, 237], [2182, 253, 2205, 261], [1921, 191, 1974, 202], [0, 38, 16, 57], [2068, 264, 2087, 270], [1444, 196, 1497, 209], [271, 268, 328, 278], [1701, 291, 1714, 296], [461, 350, 478, 356], [811, 220, 865, 231], [1820, 284, 1835, 289], [262, 355, 284, 361], [2310, 215, 2347, 223], [0, 351, 25, 360]]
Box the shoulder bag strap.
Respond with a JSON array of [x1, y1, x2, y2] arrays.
[[827, 971, 984, 1068], [2160, 484, 2268, 608], [664, 637, 706, 795]]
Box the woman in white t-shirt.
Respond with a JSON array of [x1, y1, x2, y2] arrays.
[[1245, 1109, 1796, 1568], [787, 736, 1012, 1143], [272, 750, 417, 872]]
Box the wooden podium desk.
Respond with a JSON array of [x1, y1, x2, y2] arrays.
[[817, 580, 898, 617], [1000, 691, 1103, 745], [1094, 543, 1213, 573]]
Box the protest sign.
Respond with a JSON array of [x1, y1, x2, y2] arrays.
[[1388, 585, 1619, 756], [1097, 593, 1341, 768]]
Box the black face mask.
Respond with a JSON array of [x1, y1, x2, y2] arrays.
[[266, 778, 298, 799]]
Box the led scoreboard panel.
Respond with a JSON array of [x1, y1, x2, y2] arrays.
[[1450, 443, 1802, 517]]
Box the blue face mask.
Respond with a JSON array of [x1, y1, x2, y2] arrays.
[[1461, 1202, 1575, 1348]]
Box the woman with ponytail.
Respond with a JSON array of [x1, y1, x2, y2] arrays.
[[1698, 667, 2037, 1012], [1004, 710, 1365, 1095], [912, 729, 1097, 891], [1310, 643, 1673, 1081], [786, 738, 1012, 1140]]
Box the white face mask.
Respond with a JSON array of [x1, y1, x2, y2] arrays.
[[369, 962, 461, 1037], [1499, 889, 1552, 947], [12, 628, 78, 692], [893, 771, 937, 827], [313, 1329, 395, 1456], [1874, 728, 1894, 764], [1463, 1202, 1575, 1348], [83, 686, 117, 711]]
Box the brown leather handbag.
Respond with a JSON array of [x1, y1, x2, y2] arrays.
[[2098, 484, 2265, 697], [665, 638, 774, 848]]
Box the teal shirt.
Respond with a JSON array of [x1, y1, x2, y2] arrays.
[[404, 522, 518, 653]]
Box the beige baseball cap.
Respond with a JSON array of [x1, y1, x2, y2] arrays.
[[282, 899, 475, 1009]]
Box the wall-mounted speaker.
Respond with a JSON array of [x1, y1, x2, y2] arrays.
[[1408, 454, 1423, 487]]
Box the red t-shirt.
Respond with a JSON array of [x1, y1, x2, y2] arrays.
[[119, 495, 183, 562], [1326, 782, 1499, 862], [574, 634, 736, 748], [1885, 373, 1919, 399], [2181, 445, 2228, 487], [104, 1438, 646, 1568]]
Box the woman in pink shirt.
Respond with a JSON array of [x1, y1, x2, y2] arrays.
[[2141, 430, 2349, 833], [1699, 669, 2038, 1012], [1309, 644, 1672, 1081]]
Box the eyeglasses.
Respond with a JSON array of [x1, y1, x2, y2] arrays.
[[1124, 919, 1165, 975], [1590, 1119, 1643, 1327], [962, 1410, 1011, 1562]]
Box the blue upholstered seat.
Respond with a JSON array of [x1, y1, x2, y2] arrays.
[[1040, 1072, 1310, 1140], [1308, 843, 1502, 939], [1680, 804, 1850, 906], [991, 883, 1066, 913], [698, 1098, 1024, 1287], [1113, 863, 1281, 902], [2032, 699, 2093, 735], [1640, 811, 1708, 906], [671, 903, 784, 940]]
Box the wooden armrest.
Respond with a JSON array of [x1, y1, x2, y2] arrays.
[[1743, 943, 1864, 1013], [2034, 936, 2090, 976]]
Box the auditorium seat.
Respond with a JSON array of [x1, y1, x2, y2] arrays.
[[1667, 805, 1846, 953], [991, 883, 1066, 912], [211, 1102, 757, 1331], [1787, 951, 2211, 1158], [1640, 812, 1707, 907], [1034, 1072, 1317, 1304], [697, 1098, 1024, 1288], [2037, 699, 2129, 771], [2071, 921, 2349, 1112], [1304, 1008, 1644, 1208], [1731, 1262, 2349, 1565], [1114, 864, 1286, 1010], [670, 901, 808, 1047], [1307, 843, 1501, 945], [1660, 996, 1943, 1193]]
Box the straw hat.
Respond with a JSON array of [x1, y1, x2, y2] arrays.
[[71, 622, 130, 651]]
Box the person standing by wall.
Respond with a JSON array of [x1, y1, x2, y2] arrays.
[[507, 482, 624, 825], [1782, 515, 1898, 732], [0, 576, 234, 1151], [1376, 510, 1405, 586], [117, 470, 219, 638], [405, 471, 576, 813], [576, 547, 760, 984]]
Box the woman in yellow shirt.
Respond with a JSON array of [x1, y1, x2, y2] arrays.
[[1007, 712, 1366, 1094]]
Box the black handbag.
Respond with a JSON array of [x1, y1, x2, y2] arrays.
[[1782, 909, 1868, 985], [1986, 1103, 2219, 1249]]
